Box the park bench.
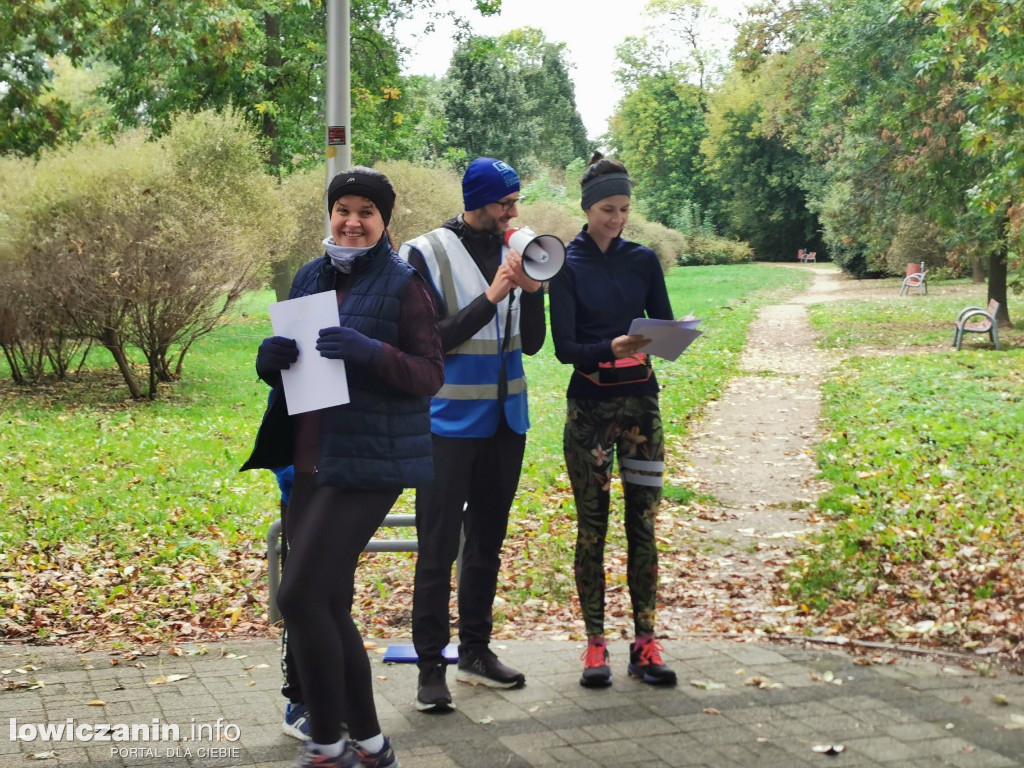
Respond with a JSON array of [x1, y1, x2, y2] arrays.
[[952, 298, 1000, 350], [900, 263, 928, 296]]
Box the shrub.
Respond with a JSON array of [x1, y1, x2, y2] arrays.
[[0, 111, 278, 397], [516, 199, 579, 246], [270, 167, 322, 300], [677, 234, 754, 267], [379, 160, 463, 245], [623, 217, 687, 271]]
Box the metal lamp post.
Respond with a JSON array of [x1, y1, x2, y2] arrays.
[[325, 0, 351, 234]]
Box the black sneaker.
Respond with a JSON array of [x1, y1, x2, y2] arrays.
[[416, 663, 454, 712], [627, 639, 677, 686], [455, 648, 526, 689]]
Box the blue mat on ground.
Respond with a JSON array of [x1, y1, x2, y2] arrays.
[[383, 643, 458, 664]]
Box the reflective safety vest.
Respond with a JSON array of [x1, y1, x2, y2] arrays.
[[400, 227, 529, 437]]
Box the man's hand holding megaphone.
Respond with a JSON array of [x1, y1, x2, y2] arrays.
[[485, 249, 542, 304], [506, 249, 544, 294]]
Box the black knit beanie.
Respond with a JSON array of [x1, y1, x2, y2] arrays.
[[326, 168, 396, 226]]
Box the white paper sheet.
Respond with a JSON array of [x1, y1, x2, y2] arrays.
[[627, 317, 703, 362], [268, 291, 349, 415]]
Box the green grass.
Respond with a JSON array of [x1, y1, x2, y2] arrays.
[[0, 262, 809, 642], [795, 281, 1024, 649], [808, 279, 1024, 350], [789, 345, 1024, 648]]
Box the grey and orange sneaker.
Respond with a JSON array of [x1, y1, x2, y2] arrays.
[[580, 640, 612, 688]]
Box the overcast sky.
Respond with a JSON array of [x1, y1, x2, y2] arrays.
[[395, 0, 755, 140]]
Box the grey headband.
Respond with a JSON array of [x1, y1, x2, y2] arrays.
[[581, 173, 632, 210]]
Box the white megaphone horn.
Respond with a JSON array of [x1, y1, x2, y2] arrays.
[[503, 227, 566, 281]]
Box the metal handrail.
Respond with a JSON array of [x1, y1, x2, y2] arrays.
[[266, 513, 417, 624]]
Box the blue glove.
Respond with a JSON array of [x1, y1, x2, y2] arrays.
[[256, 336, 299, 377], [316, 326, 381, 366]]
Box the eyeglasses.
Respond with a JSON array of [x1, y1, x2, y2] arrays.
[[492, 197, 521, 213]]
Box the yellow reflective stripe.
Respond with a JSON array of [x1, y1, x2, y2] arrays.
[[436, 378, 527, 400], [423, 230, 459, 317], [451, 336, 522, 355]]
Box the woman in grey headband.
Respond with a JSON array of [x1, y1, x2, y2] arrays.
[[549, 152, 678, 690]]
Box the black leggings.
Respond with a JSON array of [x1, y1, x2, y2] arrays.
[[277, 473, 399, 745]]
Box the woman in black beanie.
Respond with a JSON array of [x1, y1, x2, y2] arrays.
[[243, 167, 443, 768]]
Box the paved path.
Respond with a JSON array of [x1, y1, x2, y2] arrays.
[[4, 638, 1023, 767]]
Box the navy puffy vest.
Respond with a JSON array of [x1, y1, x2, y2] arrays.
[[242, 239, 434, 489]]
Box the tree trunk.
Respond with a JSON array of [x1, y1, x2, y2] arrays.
[[271, 257, 300, 302], [100, 328, 143, 399], [2, 345, 24, 384], [987, 249, 1012, 327], [263, 12, 282, 174], [972, 256, 985, 283]]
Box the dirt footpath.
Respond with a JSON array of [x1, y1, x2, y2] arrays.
[[656, 265, 846, 638]]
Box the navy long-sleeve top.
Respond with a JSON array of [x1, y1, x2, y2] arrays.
[[548, 228, 673, 400]]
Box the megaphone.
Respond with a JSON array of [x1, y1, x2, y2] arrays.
[[504, 227, 566, 281]]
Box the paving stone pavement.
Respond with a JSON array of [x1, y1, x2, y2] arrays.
[[3, 639, 1023, 768]]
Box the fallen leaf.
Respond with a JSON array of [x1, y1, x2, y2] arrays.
[[147, 674, 189, 686], [744, 676, 783, 690], [811, 744, 845, 755], [702, 707, 720, 715], [86, 699, 105, 707], [690, 679, 726, 690], [992, 694, 1009, 706]]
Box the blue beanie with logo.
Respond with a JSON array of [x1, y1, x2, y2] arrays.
[[462, 157, 520, 211]]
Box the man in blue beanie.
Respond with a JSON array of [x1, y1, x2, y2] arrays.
[[399, 157, 545, 713]]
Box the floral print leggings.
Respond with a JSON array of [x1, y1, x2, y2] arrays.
[[563, 394, 665, 639]]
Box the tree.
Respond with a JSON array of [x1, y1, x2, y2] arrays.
[[0, 0, 95, 155], [2, 1, 504, 172], [644, 0, 724, 92], [441, 36, 538, 173], [918, 0, 1024, 325], [498, 28, 592, 170], [703, 65, 821, 260], [608, 72, 710, 229]]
